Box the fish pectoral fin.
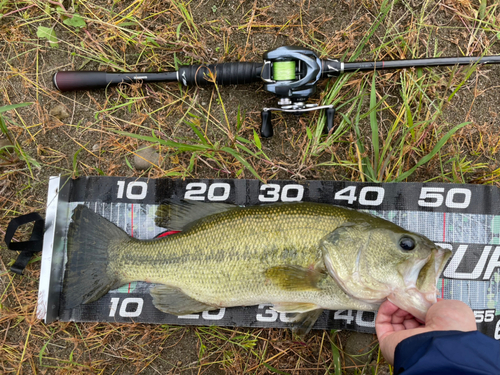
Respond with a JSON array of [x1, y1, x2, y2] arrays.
[[265, 265, 325, 291], [150, 284, 217, 315], [155, 199, 239, 230]]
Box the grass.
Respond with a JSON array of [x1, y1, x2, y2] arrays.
[[0, 103, 36, 176], [1, 0, 500, 373]]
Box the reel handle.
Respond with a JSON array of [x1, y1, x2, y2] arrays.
[[260, 106, 335, 138]]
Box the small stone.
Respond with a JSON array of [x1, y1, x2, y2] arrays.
[[344, 332, 375, 373], [49, 104, 70, 120], [0, 138, 13, 150], [133, 147, 160, 170]]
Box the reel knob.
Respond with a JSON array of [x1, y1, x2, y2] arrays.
[[325, 107, 336, 133], [261, 110, 273, 138]]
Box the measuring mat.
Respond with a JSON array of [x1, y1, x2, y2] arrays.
[[38, 176, 500, 339]]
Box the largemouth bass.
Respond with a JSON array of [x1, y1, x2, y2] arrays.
[[64, 201, 451, 333]]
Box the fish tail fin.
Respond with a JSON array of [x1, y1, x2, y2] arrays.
[[63, 204, 130, 309]]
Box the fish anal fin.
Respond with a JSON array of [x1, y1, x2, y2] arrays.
[[155, 199, 239, 230], [265, 265, 325, 291], [291, 309, 324, 337], [271, 303, 323, 337], [150, 284, 217, 315]]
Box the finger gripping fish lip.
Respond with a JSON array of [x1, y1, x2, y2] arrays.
[[391, 247, 452, 320]]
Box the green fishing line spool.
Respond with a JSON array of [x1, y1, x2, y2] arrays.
[[272, 61, 296, 81]]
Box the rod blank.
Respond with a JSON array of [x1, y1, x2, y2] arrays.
[[343, 56, 500, 73]]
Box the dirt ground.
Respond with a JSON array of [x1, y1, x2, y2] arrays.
[[1, 0, 500, 374]]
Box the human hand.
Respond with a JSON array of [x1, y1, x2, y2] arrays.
[[375, 299, 477, 365]]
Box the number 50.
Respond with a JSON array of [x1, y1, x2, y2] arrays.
[[418, 187, 471, 209]]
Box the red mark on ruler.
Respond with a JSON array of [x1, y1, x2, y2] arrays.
[[156, 230, 181, 238]]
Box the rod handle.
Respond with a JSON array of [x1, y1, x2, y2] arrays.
[[53, 71, 178, 91], [53, 71, 112, 91], [177, 62, 262, 86]]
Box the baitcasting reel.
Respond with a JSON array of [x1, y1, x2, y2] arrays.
[[259, 46, 337, 138]]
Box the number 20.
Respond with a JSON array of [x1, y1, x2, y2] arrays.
[[184, 182, 230, 201]]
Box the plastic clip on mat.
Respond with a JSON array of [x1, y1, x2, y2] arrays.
[[4, 212, 45, 275]]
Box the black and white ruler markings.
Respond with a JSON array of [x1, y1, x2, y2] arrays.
[[55, 177, 500, 338]]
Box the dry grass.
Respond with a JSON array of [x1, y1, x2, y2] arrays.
[[1, 0, 500, 373]]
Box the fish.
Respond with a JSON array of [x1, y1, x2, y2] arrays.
[[63, 200, 451, 333]]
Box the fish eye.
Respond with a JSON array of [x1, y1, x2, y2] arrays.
[[399, 236, 416, 251]]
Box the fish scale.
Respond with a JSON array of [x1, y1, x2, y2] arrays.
[[114, 204, 350, 307]]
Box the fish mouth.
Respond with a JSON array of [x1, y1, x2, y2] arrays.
[[389, 246, 452, 320]]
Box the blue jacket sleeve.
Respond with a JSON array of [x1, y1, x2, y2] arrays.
[[393, 330, 500, 375]]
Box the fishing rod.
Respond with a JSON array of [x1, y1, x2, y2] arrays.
[[53, 46, 500, 138]]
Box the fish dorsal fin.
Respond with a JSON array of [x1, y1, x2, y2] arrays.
[[155, 199, 239, 230], [150, 284, 218, 315], [265, 265, 326, 291]]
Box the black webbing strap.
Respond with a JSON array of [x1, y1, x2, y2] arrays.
[[4, 212, 44, 275]]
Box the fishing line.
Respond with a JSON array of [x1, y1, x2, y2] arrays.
[[272, 61, 296, 81]]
